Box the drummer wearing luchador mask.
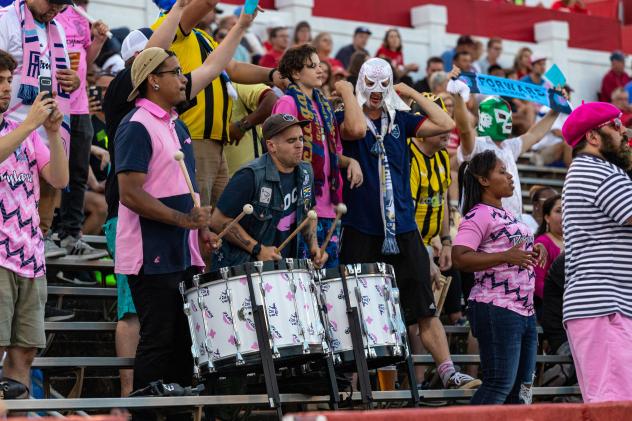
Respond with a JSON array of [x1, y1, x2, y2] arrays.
[[337, 58, 480, 389], [210, 114, 327, 269]]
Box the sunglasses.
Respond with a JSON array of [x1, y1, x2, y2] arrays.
[[596, 117, 622, 131]]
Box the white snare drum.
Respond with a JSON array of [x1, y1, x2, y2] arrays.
[[181, 259, 328, 374], [315, 263, 408, 368]]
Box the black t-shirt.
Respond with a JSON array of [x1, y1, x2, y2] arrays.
[[217, 167, 300, 258], [103, 68, 193, 220], [90, 115, 109, 182]]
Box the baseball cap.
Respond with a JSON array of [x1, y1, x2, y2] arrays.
[[262, 114, 310, 140], [562, 101, 622, 147], [121, 28, 153, 62], [355, 26, 372, 36], [49, 0, 74, 4], [127, 47, 170, 102], [610, 51, 626, 62], [530, 54, 547, 64], [456, 35, 475, 46]]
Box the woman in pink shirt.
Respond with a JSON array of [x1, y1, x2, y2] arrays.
[[452, 150, 547, 405], [533, 194, 564, 320]]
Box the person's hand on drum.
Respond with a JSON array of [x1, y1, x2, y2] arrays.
[[198, 228, 221, 257], [310, 246, 328, 269], [258, 245, 282, 262]]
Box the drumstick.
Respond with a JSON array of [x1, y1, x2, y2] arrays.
[[319, 203, 347, 255], [276, 210, 318, 254], [71, 5, 113, 38], [173, 151, 199, 208], [217, 204, 254, 240]]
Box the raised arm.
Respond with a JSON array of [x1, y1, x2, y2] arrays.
[[179, 0, 215, 36], [146, 0, 192, 50], [0, 93, 50, 164], [452, 92, 476, 157], [396, 83, 455, 137], [520, 109, 560, 154], [336, 80, 367, 140]]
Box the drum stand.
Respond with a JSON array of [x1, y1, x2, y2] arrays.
[[339, 265, 420, 408]]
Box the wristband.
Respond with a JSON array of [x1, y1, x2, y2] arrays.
[[268, 68, 277, 83], [251, 242, 262, 258], [440, 235, 452, 244], [236, 118, 252, 132]]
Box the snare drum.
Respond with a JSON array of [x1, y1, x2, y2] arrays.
[[315, 263, 408, 368], [181, 258, 328, 374]]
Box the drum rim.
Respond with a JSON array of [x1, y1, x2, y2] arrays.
[[315, 262, 395, 281]]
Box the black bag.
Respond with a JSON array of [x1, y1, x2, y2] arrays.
[[0, 377, 29, 400], [129, 380, 204, 398]]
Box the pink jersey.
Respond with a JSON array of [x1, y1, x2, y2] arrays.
[[454, 203, 535, 316], [0, 118, 51, 278], [272, 95, 343, 219]]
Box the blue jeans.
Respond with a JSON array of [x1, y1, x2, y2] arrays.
[[468, 301, 537, 405]]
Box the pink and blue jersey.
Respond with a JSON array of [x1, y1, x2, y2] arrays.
[[0, 118, 50, 278], [114, 99, 203, 275], [454, 203, 535, 316]]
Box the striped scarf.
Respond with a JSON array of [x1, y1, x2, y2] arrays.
[[285, 83, 342, 204]]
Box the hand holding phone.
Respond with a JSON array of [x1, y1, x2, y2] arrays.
[[39, 76, 53, 100]]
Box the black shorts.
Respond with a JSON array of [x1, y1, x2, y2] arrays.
[[339, 227, 435, 325]]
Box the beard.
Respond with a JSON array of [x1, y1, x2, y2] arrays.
[[599, 130, 632, 171]]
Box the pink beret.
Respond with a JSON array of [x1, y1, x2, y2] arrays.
[[562, 101, 622, 147]]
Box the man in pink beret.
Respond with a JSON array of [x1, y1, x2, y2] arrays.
[[561, 101, 632, 403]]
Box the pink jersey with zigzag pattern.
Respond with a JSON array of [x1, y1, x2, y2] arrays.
[[454, 203, 535, 316], [0, 118, 50, 278]]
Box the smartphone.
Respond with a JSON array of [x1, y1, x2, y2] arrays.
[[89, 86, 102, 104], [244, 0, 259, 14], [39, 76, 53, 100]]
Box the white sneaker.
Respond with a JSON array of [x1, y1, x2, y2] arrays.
[[60, 235, 109, 261], [45, 234, 67, 258]]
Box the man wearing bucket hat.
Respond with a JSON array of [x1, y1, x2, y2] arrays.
[[561, 101, 632, 403], [113, 47, 220, 408]]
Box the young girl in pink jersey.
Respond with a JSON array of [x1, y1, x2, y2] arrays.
[[452, 150, 547, 405]]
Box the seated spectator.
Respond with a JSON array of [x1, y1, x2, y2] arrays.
[[471, 40, 483, 72], [414, 56, 444, 94], [346, 50, 369, 88], [520, 54, 548, 86], [429, 70, 449, 95], [523, 185, 557, 233], [441, 35, 475, 72], [335, 26, 371, 69], [453, 51, 474, 73], [477, 38, 505, 74], [259, 26, 289, 68], [551, 0, 588, 14], [488, 64, 505, 78], [292, 21, 312, 47], [512, 47, 532, 80], [600, 51, 631, 103], [534, 194, 564, 320], [313, 32, 345, 73], [215, 17, 251, 63], [611, 87, 632, 127], [318, 60, 336, 98], [375, 28, 419, 83]]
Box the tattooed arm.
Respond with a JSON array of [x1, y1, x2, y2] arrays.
[[301, 211, 328, 268]]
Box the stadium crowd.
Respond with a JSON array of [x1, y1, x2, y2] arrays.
[[0, 0, 631, 419]]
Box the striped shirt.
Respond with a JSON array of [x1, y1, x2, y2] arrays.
[[562, 154, 632, 323], [409, 140, 451, 245]]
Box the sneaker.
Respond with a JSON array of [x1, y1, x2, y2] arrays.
[[44, 234, 67, 259], [44, 305, 75, 321], [60, 235, 109, 260], [446, 372, 482, 390], [56, 270, 98, 286]]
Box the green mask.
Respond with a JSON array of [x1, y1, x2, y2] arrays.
[[477, 97, 513, 141]]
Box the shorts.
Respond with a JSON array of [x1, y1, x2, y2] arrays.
[[298, 217, 341, 269], [103, 217, 137, 320], [0, 267, 47, 348], [192, 140, 229, 207], [339, 227, 435, 325]]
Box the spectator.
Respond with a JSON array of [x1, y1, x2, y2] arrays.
[[224, 83, 276, 176], [522, 186, 557, 232], [414, 56, 444, 94], [292, 20, 311, 47], [530, 87, 574, 167], [429, 71, 449, 95], [471, 40, 483, 72], [561, 101, 632, 403], [600, 51, 630, 103], [520, 54, 548, 86], [488, 64, 505, 78], [533, 194, 563, 320], [0, 49, 69, 401], [335, 26, 371, 69], [346, 50, 369, 88], [318, 60, 335, 98], [551, 0, 588, 14], [611, 87, 632, 126], [259, 26, 289, 68], [453, 51, 474, 73], [215, 17, 250, 63], [313, 32, 345, 73], [54, 2, 110, 259], [375, 28, 419, 82], [195, 4, 222, 34], [512, 47, 532, 80], [441, 35, 475, 72], [0, 0, 81, 260], [477, 38, 505, 74]]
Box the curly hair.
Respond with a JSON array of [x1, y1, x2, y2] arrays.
[[278, 44, 318, 82], [0, 49, 17, 73]]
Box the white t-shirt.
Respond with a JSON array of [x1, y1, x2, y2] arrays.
[[531, 109, 567, 151], [0, 6, 68, 143], [457, 135, 524, 217]]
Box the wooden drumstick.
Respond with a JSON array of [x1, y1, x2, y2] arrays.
[[276, 210, 318, 254], [319, 203, 347, 255], [174, 151, 199, 208], [217, 204, 254, 240]]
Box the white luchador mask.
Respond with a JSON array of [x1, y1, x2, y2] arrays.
[[356, 58, 410, 130]]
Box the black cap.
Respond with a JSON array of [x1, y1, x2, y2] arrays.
[[456, 35, 475, 46], [355, 26, 372, 36], [262, 114, 310, 140], [49, 0, 75, 4], [610, 51, 625, 62]]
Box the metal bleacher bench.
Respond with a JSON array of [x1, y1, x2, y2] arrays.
[[46, 256, 113, 271]]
